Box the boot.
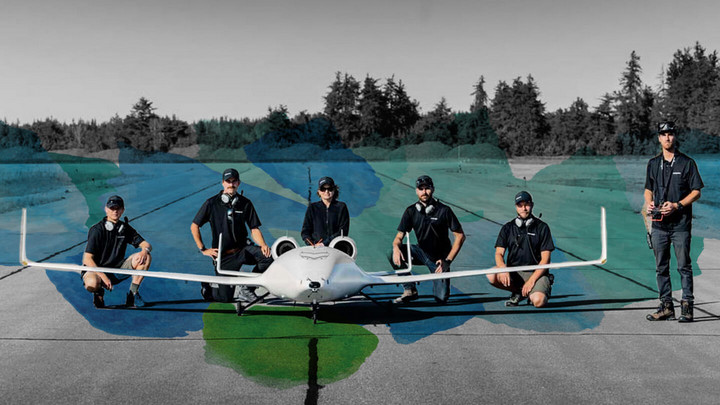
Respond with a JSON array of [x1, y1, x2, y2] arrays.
[[646, 301, 675, 321], [394, 287, 418, 304], [678, 300, 694, 323]]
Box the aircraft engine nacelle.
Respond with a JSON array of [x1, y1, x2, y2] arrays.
[[329, 236, 357, 260], [271, 236, 299, 260]]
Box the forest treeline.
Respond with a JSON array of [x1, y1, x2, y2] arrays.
[[3, 41, 720, 159]]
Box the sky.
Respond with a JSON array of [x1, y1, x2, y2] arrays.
[[2, 0, 720, 124]]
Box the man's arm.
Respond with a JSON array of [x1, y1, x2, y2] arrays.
[[644, 189, 655, 213], [391, 231, 406, 267], [250, 227, 271, 257], [435, 230, 466, 273], [493, 246, 511, 287], [191, 222, 217, 259]]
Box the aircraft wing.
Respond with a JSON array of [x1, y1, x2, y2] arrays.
[[366, 207, 607, 286], [19, 209, 262, 287]]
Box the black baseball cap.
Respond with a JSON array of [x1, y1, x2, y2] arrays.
[[106, 195, 124, 209], [318, 176, 335, 189], [416, 175, 434, 189], [222, 168, 240, 182], [658, 121, 676, 134], [514, 191, 533, 205]]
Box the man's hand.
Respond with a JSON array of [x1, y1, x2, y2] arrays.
[[646, 200, 656, 214], [201, 248, 218, 259], [659, 201, 676, 215], [260, 244, 271, 258], [136, 249, 151, 266], [496, 272, 511, 288], [98, 272, 113, 291], [434, 259, 451, 273], [522, 278, 536, 297]]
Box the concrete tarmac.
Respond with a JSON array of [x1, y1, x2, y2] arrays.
[[3, 251, 719, 404]]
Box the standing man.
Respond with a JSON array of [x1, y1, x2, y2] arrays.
[[82, 195, 152, 308], [191, 168, 273, 302], [645, 121, 703, 322], [391, 175, 465, 304], [488, 191, 555, 308]]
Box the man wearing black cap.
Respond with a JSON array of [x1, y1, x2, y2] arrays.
[[301, 176, 350, 246], [82, 195, 153, 308], [391, 175, 465, 303], [191, 168, 273, 302], [488, 191, 555, 308], [644, 121, 703, 322]]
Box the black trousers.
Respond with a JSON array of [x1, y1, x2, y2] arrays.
[[219, 245, 273, 274]]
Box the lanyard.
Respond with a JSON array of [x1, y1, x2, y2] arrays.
[[658, 156, 675, 203]]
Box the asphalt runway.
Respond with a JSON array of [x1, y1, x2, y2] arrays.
[[2, 155, 719, 404]]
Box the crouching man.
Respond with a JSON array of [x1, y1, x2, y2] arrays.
[[82, 195, 152, 308], [488, 191, 554, 308]]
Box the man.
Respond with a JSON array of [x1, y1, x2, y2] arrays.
[[391, 175, 465, 304], [488, 191, 554, 308], [191, 168, 272, 302], [82, 195, 152, 308], [644, 121, 703, 322]]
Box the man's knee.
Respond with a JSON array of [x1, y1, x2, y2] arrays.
[[131, 253, 151, 270], [529, 292, 547, 308], [83, 274, 101, 292]]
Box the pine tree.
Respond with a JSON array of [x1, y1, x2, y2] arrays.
[[323, 72, 360, 144], [470, 76, 488, 112], [357, 75, 389, 138]]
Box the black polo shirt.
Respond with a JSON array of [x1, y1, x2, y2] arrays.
[[301, 200, 350, 245], [644, 151, 704, 231], [193, 192, 262, 250], [397, 199, 463, 261], [85, 218, 144, 268], [495, 216, 555, 267]]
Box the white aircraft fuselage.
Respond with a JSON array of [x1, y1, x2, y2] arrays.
[[259, 246, 373, 303]]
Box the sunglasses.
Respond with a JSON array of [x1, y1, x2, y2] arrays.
[[658, 122, 675, 133], [320, 187, 334, 192]]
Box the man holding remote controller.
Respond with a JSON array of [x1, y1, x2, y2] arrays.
[[644, 121, 703, 322]]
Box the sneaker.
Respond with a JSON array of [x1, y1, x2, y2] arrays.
[[678, 300, 694, 323], [93, 291, 105, 309], [646, 301, 675, 321], [200, 284, 214, 302], [505, 292, 525, 307], [394, 289, 419, 304], [125, 291, 146, 308], [237, 286, 259, 302]]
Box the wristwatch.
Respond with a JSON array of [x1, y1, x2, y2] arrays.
[[676, 202, 684, 211], [445, 259, 453, 264]]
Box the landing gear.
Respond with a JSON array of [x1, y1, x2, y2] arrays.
[[311, 300, 319, 324], [236, 292, 269, 316]]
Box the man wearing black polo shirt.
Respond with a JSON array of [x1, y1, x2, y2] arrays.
[[391, 175, 465, 303], [488, 191, 555, 308], [191, 168, 272, 302], [645, 121, 703, 322], [82, 195, 153, 308]]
